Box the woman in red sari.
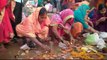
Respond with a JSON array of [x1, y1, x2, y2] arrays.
[[0, 0, 15, 50]]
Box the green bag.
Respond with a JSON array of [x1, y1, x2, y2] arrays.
[[85, 33, 97, 45]]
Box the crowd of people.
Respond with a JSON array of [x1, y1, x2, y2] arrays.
[[0, 0, 107, 52]]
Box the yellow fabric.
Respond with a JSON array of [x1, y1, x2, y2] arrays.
[[63, 15, 74, 24]]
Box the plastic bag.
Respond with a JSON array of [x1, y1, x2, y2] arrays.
[[85, 33, 106, 49], [85, 33, 99, 45], [96, 38, 106, 49], [99, 32, 107, 39]]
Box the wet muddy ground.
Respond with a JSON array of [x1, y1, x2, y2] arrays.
[[0, 39, 61, 59], [0, 38, 107, 59]]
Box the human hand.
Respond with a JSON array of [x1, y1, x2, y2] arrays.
[[86, 10, 91, 15], [95, 30, 99, 34], [100, 17, 106, 22], [10, 33, 14, 39], [70, 38, 75, 45], [12, 15, 15, 22], [42, 45, 51, 51], [39, 30, 46, 35], [96, 21, 100, 25], [63, 40, 70, 46], [88, 21, 94, 27], [59, 24, 64, 28], [96, 17, 106, 25]]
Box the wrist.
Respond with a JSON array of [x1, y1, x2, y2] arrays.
[[60, 37, 63, 41]]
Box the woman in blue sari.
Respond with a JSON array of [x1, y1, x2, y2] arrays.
[[74, 4, 98, 33]]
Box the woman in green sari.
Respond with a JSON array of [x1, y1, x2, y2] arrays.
[[74, 4, 98, 33]]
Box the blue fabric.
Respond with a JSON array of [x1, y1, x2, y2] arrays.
[[88, 10, 94, 19], [74, 4, 90, 29]]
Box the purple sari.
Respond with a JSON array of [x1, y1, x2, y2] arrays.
[[91, 9, 107, 32]]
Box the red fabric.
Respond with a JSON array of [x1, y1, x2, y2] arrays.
[[0, 0, 7, 12], [0, 0, 13, 43], [6, 3, 15, 21]]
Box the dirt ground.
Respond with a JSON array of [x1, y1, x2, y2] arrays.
[[0, 38, 107, 59], [0, 39, 62, 59]]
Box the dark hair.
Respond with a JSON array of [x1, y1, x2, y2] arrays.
[[47, 0, 51, 3], [75, 0, 83, 2], [98, 4, 106, 11], [61, 4, 68, 11], [39, 8, 47, 15]]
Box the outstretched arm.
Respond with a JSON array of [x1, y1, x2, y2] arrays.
[[52, 25, 64, 41]]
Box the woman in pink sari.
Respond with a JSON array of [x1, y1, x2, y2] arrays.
[[50, 9, 83, 44], [16, 7, 51, 50], [0, 0, 14, 50]]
